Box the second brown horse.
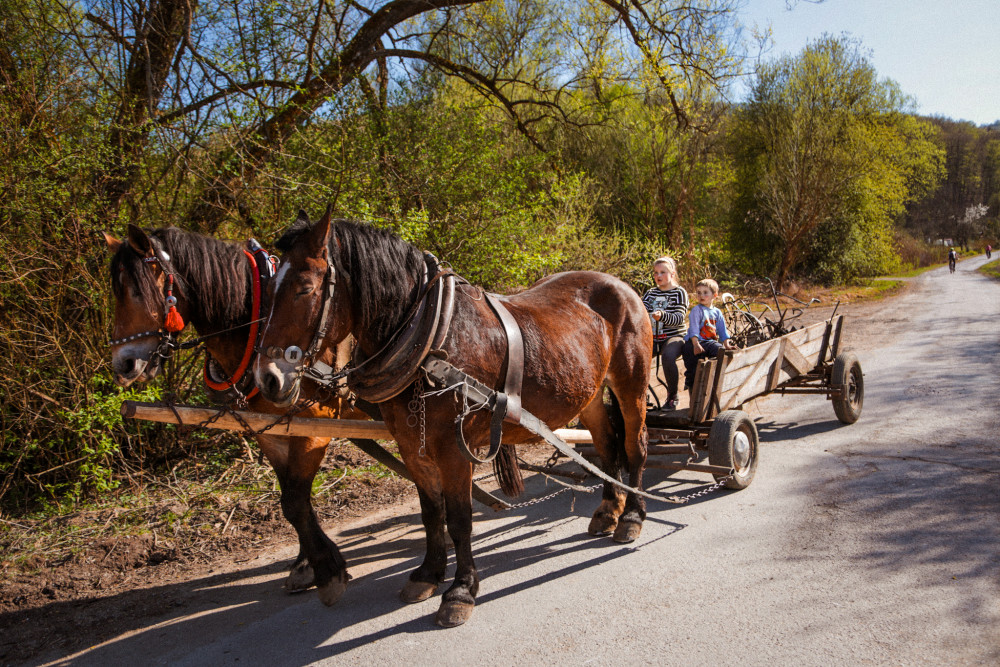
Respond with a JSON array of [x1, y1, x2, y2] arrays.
[[254, 210, 653, 627]]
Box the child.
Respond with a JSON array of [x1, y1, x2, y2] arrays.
[[641, 257, 688, 410], [682, 278, 736, 392]]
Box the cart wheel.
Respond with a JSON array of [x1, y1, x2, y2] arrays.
[[831, 352, 864, 424], [707, 410, 759, 490]]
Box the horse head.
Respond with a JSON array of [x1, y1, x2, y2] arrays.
[[255, 207, 353, 408], [104, 224, 191, 387]]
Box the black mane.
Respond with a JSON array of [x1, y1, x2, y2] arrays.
[[326, 219, 425, 344], [110, 227, 252, 331]]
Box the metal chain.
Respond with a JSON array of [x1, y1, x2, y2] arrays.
[[472, 466, 735, 511], [406, 376, 427, 457]]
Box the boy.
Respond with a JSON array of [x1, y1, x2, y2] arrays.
[[641, 257, 688, 410], [682, 278, 736, 392]]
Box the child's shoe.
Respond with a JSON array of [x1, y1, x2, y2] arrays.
[[665, 394, 678, 410]]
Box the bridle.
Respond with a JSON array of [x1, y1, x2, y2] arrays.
[[108, 243, 187, 359], [261, 261, 338, 369], [259, 248, 462, 404]]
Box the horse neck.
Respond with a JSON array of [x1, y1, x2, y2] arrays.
[[348, 257, 424, 358], [164, 234, 254, 364]]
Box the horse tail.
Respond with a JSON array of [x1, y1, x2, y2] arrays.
[[606, 388, 628, 470], [493, 444, 524, 498]]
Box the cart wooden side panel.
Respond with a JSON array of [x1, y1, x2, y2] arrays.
[[716, 318, 835, 411]]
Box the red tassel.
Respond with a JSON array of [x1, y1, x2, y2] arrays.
[[163, 273, 184, 332], [164, 306, 184, 332]]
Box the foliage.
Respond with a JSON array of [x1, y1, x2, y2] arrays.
[[728, 35, 944, 288], [0, 1, 990, 518], [903, 118, 1000, 248]]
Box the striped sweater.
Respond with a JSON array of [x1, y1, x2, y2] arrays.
[[641, 286, 689, 342]]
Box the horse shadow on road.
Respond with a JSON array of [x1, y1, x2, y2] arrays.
[[16, 466, 699, 666]]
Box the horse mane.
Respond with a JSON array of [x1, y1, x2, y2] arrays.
[[110, 227, 252, 330], [325, 219, 425, 345]]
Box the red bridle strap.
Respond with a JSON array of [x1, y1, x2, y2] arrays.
[[203, 249, 261, 397]]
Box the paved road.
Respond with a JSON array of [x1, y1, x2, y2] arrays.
[[49, 257, 999, 666]]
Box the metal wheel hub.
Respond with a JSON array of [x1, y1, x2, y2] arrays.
[[733, 430, 752, 471]]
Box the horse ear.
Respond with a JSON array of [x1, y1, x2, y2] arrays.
[[308, 208, 333, 257], [127, 224, 153, 255], [295, 209, 310, 227], [103, 232, 122, 252]]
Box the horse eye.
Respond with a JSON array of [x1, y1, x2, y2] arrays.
[[296, 285, 314, 296]]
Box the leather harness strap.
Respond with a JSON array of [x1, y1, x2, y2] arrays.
[[484, 293, 523, 426]]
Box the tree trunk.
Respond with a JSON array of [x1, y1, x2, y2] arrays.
[[94, 0, 196, 224]]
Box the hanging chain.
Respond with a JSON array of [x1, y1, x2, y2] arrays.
[[406, 376, 427, 457]]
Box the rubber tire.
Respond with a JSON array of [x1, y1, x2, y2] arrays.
[[831, 352, 864, 424], [707, 410, 759, 490]]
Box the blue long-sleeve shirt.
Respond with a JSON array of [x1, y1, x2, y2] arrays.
[[685, 304, 729, 343]]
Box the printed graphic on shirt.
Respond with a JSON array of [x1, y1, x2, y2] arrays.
[[699, 312, 718, 340]]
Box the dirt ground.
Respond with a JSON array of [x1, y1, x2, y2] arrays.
[[0, 284, 901, 666]]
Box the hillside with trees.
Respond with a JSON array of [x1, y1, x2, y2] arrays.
[[1, 0, 997, 510]]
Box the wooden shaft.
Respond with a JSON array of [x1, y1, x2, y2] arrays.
[[121, 401, 596, 444]]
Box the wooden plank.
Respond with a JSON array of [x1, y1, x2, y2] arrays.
[[715, 319, 833, 409], [121, 401, 595, 444], [719, 338, 780, 411], [718, 322, 824, 393], [766, 337, 788, 393], [707, 349, 732, 421], [816, 319, 834, 369], [692, 358, 715, 423], [830, 315, 844, 358], [782, 339, 813, 376]]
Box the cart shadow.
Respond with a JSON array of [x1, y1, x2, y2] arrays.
[[755, 418, 846, 443]]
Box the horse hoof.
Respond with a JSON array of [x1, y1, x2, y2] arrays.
[[588, 514, 617, 537], [317, 579, 347, 606], [400, 580, 438, 604], [612, 520, 642, 544], [284, 561, 315, 593], [435, 601, 474, 627]]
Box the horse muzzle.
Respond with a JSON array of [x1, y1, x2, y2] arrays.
[[255, 359, 301, 408], [112, 346, 161, 387]]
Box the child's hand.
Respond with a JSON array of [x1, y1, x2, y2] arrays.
[[692, 339, 703, 355], [723, 339, 737, 350]]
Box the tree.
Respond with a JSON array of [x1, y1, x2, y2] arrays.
[[903, 118, 1000, 247], [65, 0, 746, 231], [730, 35, 944, 288]]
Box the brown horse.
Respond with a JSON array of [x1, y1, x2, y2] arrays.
[[253, 210, 652, 627], [105, 224, 365, 605]]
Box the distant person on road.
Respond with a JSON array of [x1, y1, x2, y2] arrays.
[[948, 247, 958, 273], [682, 278, 737, 393], [642, 256, 688, 410], [986, 244, 992, 259]]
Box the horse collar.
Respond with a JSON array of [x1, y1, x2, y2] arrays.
[[203, 248, 264, 400]]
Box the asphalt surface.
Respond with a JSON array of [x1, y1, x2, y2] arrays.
[[45, 256, 999, 666]]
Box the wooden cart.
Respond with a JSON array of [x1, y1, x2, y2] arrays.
[[122, 315, 862, 502], [638, 314, 863, 490]]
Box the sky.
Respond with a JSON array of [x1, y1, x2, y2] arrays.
[[738, 0, 1000, 126]]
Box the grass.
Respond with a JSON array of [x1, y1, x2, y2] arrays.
[[979, 258, 1000, 281], [0, 438, 402, 577]]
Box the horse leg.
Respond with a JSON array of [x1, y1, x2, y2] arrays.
[[609, 388, 648, 544], [578, 392, 626, 537], [399, 485, 448, 604], [258, 434, 349, 605], [436, 457, 478, 627]]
